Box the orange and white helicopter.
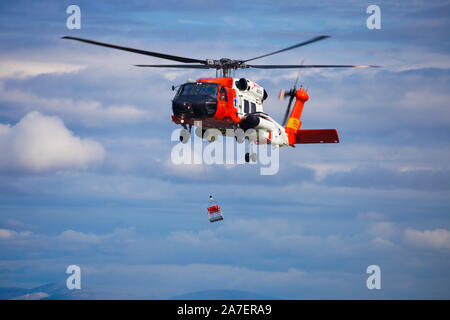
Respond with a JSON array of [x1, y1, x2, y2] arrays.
[[63, 35, 376, 162]]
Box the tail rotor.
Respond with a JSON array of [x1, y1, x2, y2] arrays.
[[278, 62, 303, 126]]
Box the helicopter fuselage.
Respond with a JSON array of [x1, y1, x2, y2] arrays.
[[171, 77, 290, 145], [172, 77, 263, 125], [60, 34, 363, 159]]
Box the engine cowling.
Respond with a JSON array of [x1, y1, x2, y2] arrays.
[[237, 78, 265, 101]]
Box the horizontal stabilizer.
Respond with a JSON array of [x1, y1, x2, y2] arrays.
[[295, 129, 339, 144]]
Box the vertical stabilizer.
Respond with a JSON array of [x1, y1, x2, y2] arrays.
[[285, 87, 309, 145]]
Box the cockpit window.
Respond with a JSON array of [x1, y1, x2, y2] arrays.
[[177, 83, 218, 98]]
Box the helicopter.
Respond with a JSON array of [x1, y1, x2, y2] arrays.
[[62, 35, 377, 162]]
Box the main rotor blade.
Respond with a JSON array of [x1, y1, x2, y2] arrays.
[[243, 35, 330, 63], [62, 36, 205, 64], [248, 64, 379, 69], [135, 64, 209, 69]]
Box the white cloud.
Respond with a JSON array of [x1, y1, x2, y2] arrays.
[[0, 228, 31, 239], [85, 263, 346, 299], [372, 237, 396, 249], [0, 229, 16, 239], [404, 228, 450, 250], [168, 230, 217, 245], [0, 86, 150, 127], [0, 111, 104, 173], [58, 230, 102, 244], [358, 211, 386, 220], [303, 162, 357, 180], [369, 221, 397, 239], [58, 228, 136, 246], [166, 218, 362, 257], [0, 59, 85, 79]]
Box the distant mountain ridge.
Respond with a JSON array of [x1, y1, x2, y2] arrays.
[[0, 282, 98, 300], [0, 284, 276, 300], [0, 287, 31, 300]]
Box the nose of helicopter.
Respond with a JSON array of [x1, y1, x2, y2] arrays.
[[172, 95, 218, 119]]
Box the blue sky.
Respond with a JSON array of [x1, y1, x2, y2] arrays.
[[0, 0, 449, 299]]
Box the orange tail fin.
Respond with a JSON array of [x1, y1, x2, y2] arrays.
[[284, 87, 340, 145], [285, 87, 308, 145]]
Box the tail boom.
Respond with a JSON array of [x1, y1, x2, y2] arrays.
[[284, 87, 339, 145]]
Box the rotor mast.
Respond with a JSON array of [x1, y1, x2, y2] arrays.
[[221, 68, 230, 78], [208, 58, 241, 78]]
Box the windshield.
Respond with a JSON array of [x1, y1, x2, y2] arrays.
[[178, 83, 218, 98]]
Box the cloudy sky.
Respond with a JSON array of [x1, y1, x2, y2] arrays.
[[0, 0, 449, 299]]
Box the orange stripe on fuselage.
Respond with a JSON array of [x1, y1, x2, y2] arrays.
[[197, 77, 240, 123]]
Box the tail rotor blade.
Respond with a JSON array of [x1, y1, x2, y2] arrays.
[[293, 60, 303, 90], [294, 73, 299, 90], [282, 61, 303, 126], [282, 94, 295, 126]]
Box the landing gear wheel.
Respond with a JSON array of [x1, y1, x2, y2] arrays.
[[245, 152, 250, 163], [179, 129, 190, 144], [251, 153, 257, 162], [195, 127, 206, 138], [234, 128, 245, 144]]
